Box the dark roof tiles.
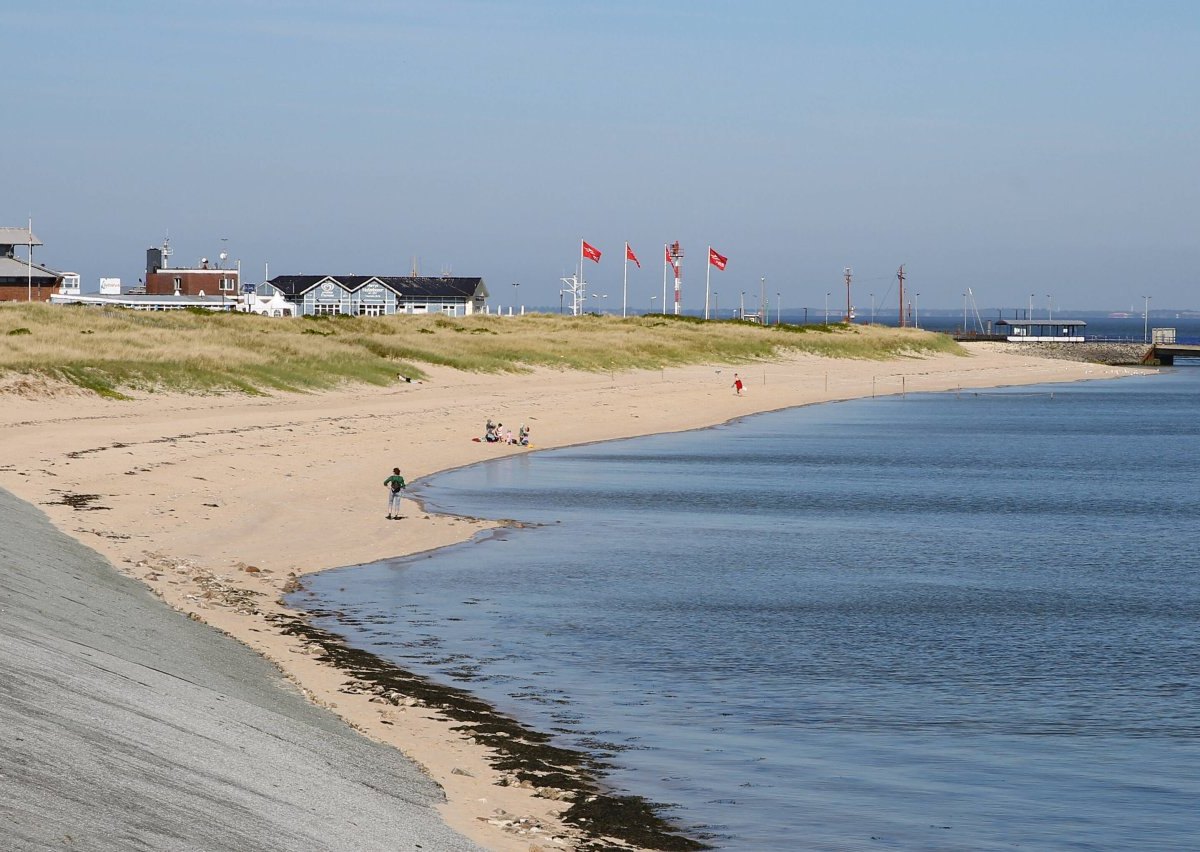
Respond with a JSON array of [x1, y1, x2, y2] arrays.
[[268, 275, 485, 299]]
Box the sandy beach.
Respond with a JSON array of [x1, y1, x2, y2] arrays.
[[0, 343, 1147, 850]]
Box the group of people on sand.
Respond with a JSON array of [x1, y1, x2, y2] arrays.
[[483, 418, 531, 446], [386, 418, 533, 519]]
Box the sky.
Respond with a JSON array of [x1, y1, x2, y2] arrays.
[[9, 0, 1198, 312]]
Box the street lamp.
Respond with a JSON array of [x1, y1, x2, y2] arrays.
[[1047, 293, 1052, 323], [513, 281, 519, 314], [776, 292, 780, 325], [713, 290, 718, 317], [869, 293, 875, 325], [914, 292, 920, 328], [1143, 295, 1151, 343], [740, 290, 746, 319], [824, 292, 830, 325], [1029, 293, 1034, 322], [650, 294, 658, 314]]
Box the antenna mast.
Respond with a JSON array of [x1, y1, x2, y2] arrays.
[[668, 241, 684, 315], [897, 264, 906, 327], [560, 273, 587, 316]]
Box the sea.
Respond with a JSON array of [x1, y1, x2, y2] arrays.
[[293, 366, 1200, 850]]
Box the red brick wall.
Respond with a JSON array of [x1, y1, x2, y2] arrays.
[[145, 270, 239, 296], [0, 283, 56, 302]]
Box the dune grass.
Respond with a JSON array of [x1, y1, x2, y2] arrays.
[[0, 303, 962, 397]]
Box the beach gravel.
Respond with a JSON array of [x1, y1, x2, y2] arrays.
[[0, 487, 479, 852]]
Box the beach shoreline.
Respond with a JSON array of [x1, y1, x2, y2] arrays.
[[0, 344, 1151, 850]]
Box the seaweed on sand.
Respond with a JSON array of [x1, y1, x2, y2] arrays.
[[271, 613, 709, 851]]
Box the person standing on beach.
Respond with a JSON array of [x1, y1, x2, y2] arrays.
[[383, 467, 406, 520], [732, 373, 744, 395]]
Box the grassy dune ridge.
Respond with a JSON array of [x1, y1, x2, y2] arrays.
[[0, 303, 962, 398]]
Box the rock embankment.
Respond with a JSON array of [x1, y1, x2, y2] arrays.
[[1006, 342, 1151, 365]]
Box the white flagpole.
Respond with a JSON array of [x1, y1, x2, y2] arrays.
[[705, 245, 711, 320], [580, 238, 585, 316], [622, 242, 628, 318]]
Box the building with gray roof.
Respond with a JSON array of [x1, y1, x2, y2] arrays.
[[267, 275, 488, 316], [0, 226, 61, 302]]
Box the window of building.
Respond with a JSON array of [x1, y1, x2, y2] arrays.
[[220, 278, 235, 292], [359, 304, 383, 316], [313, 303, 342, 316]]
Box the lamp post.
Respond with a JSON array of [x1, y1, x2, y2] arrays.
[[740, 290, 745, 319], [843, 266, 852, 323], [1047, 294, 1052, 323], [1143, 295, 1151, 343], [776, 292, 780, 325], [26, 216, 33, 302], [869, 292, 875, 325], [650, 294, 657, 314], [1029, 293, 1034, 322], [824, 292, 830, 325], [713, 291, 718, 317], [914, 292, 920, 329], [513, 281, 519, 314]]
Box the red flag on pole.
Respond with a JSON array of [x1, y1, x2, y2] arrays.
[[664, 244, 672, 267], [709, 248, 728, 271], [626, 243, 640, 268], [582, 241, 602, 263]]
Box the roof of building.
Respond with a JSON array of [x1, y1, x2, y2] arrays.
[[996, 319, 1087, 327], [149, 267, 238, 275], [268, 275, 487, 300], [0, 227, 42, 247], [0, 255, 58, 278], [49, 293, 237, 308]]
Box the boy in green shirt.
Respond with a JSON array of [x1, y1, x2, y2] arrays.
[[384, 468, 406, 519]]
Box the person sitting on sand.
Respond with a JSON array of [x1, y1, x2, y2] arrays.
[[502, 426, 514, 444], [484, 420, 500, 442], [383, 467, 406, 520], [518, 424, 530, 446]]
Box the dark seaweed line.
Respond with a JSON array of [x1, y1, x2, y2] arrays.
[[271, 613, 709, 852]]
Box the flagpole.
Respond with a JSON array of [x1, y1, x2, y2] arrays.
[[580, 238, 585, 315], [705, 245, 711, 321], [622, 242, 628, 318]]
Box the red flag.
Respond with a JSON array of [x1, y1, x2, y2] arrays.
[[582, 241, 602, 263], [626, 243, 640, 268], [709, 247, 728, 270]]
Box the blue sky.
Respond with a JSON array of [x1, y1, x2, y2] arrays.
[[10, 1, 1198, 311]]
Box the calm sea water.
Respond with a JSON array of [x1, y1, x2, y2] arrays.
[[296, 369, 1200, 850]]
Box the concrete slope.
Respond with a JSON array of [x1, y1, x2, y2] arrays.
[[0, 487, 478, 852]]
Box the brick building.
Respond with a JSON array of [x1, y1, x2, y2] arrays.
[[143, 244, 239, 297], [0, 227, 61, 302]]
